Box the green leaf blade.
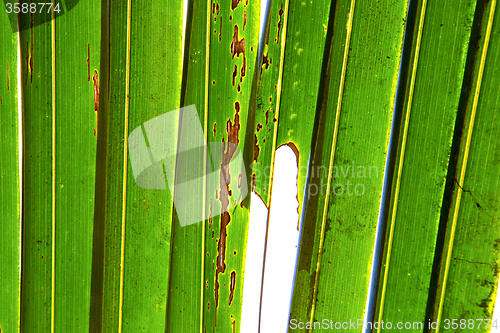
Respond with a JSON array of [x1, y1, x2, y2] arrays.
[[433, 1, 500, 330], [289, 0, 409, 330], [0, 10, 20, 333], [375, 0, 479, 330], [203, 0, 260, 332], [20, 1, 101, 331]]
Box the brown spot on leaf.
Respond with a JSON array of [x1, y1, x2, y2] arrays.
[[208, 302, 210, 310], [253, 134, 260, 161], [216, 3, 220, 15], [0, 96, 2, 104], [87, 43, 90, 81], [261, 53, 270, 75], [209, 198, 213, 228], [243, 11, 247, 30], [230, 15, 232, 20], [265, 110, 269, 125], [29, 13, 34, 84], [215, 101, 241, 324], [240, 54, 246, 82], [231, 25, 246, 84], [275, 4, 284, 44], [230, 25, 247, 84], [237, 84, 241, 92], [256, 123, 263, 132], [232, 64, 237, 86], [229, 271, 236, 306], [212, 2, 215, 14], [231, 0, 241, 10], [219, 19, 222, 42], [212, 80, 216, 85], [238, 174, 242, 189], [93, 70, 100, 139], [213, 123, 217, 137]]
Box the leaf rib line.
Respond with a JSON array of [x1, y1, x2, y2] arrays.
[[201, 0, 211, 330], [17, 28, 22, 333], [51, 4, 56, 333], [376, 0, 428, 329], [308, 1, 356, 330], [257, 0, 290, 330], [118, 0, 133, 331], [435, 1, 497, 330]]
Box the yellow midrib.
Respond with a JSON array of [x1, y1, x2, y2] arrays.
[[308, 1, 356, 332], [51, 2, 56, 332], [376, 0, 428, 330], [117, 0, 132, 331], [435, 1, 497, 332]]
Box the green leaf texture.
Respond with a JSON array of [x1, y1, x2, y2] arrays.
[[20, 1, 100, 331], [89, 0, 183, 332], [202, 0, 260, 332], [432, 1, 500, 331], [0, 10, 20, 333], [289, 0, 409, 330], [375, 0, 480, 331]]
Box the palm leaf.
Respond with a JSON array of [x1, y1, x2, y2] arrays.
[[89, 0, 183, 332], [374, 0, 481, 330], [0, 9, 20, 333], [19, 1, 100, 331], [431, 1, 500, 331], [202, 0, 260, 332], [165, 0, 209, 331], [1, 0, 499, 332], [289, 0, 410, 330]]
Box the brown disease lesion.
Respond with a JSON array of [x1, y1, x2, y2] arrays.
[[228, 271, 236, 306], [92, 70, 100, 138], [230, 25, 246, 84], [214, 101, 241, 324], [87, 43, 91, 81]]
